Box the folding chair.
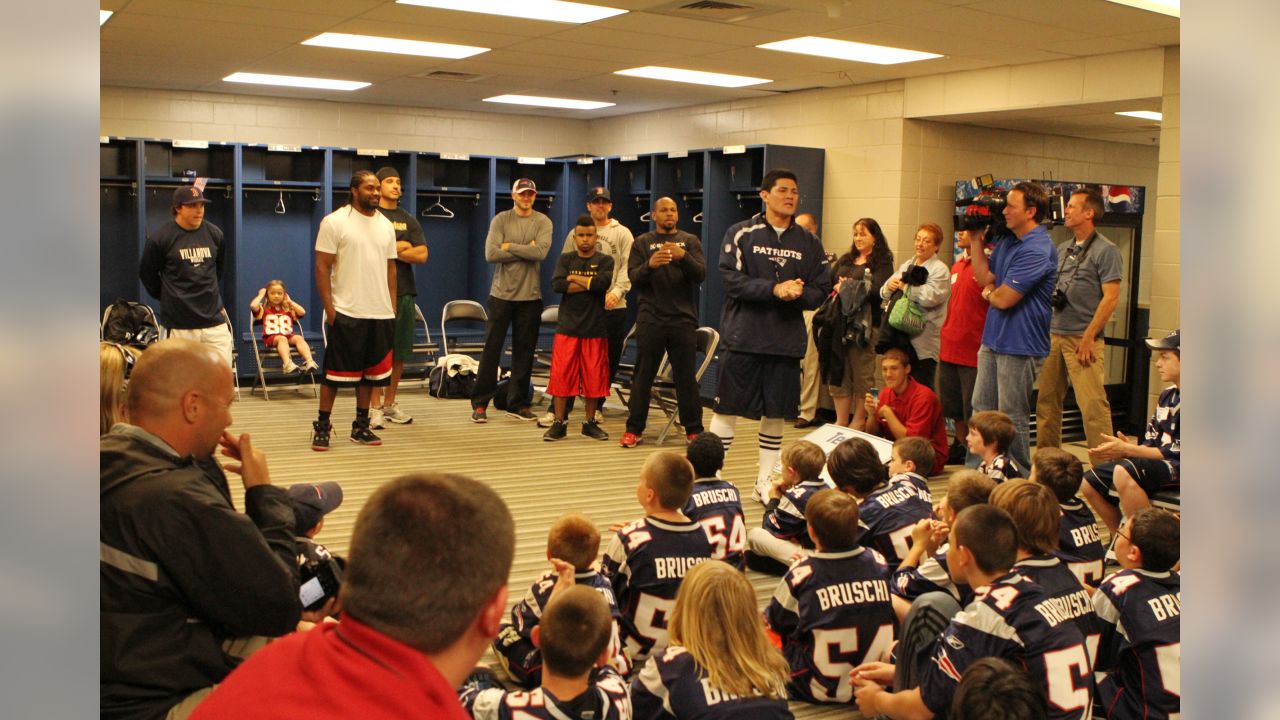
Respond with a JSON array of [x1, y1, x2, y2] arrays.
[[648, 326, 719, 444], [221, 309, 242, 401], [610, 324, 640, 407], [531, 304, 558, 405], [100, 300, 163, 345], [396, 303, 440, 390], [248, 313, 317, 400], [440, 299, 489, 356]]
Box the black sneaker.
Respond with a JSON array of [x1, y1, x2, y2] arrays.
[[582, 419, 609, 441], [470, 406, 488, 423], [310, 421, 331, 452], [543, 420, 567, 441], [507, 406, 537, 421], [350, 424, 383, 446]]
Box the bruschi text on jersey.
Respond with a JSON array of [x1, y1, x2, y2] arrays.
[[631, 646, 793, 720], [689, 487, 739, 507]]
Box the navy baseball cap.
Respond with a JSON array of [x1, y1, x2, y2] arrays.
[[587, 186, 611, 202], [512, 178, 537, 194], [376, 166, 399, 182], [287, 482, 344, 533], [1146, 329, 1179, 352], [172, 186, 211, 206]]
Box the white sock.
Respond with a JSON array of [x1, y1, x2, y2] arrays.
[[709, 413, 737, 453], [757, 417, 785, 483]]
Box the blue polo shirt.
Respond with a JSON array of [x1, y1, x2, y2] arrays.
[[982, 224, 1056, 357]]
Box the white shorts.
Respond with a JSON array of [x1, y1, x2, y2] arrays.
[[169, 324, 234, 368]]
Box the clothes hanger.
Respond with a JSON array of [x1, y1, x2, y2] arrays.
[[421, 195, 455, 219], [275, 192, 286, 215]]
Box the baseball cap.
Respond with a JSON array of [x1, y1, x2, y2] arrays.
[[172, 186, 211, 206], [587, 186, 611, 202], [287, 482, 345, 533], [376, 166, 399, 182], [1145, 329, 1179, 352], [512, 178, 537, 194]]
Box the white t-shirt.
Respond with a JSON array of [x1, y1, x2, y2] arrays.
[[315, 206, 397, 319]]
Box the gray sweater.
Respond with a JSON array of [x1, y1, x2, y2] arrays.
[[484, 209, 553, 301]]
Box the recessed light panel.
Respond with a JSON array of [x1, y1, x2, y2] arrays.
[[397, 0, 625, 24], [302, 32, 488, 59], [1115, 110, 1163, 121], [757, 36, 942, 65], [100, 10, 112, 25], [223, 72, 370, 92], [1104, 0, 1180, 18], [614, 66, 770, 88], [484, 94, 614, 110]]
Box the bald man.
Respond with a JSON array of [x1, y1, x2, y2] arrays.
[[101, 339, 301, 720], [794, 212, 823, 429]]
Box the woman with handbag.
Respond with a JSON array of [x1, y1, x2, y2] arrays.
[[824, 217, 895, 428], [880, 223, 952, 390]]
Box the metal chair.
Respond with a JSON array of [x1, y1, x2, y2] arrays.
[[248, 313, 317, 400], [397, 303, 440, 390], [221, 309, 242, 400], [440, 299, 489, 356], [531, 304, 559, 404], [613, 326, 719, 445]]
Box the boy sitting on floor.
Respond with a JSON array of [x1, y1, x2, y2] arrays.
[[745, 440, 829, 574], [967, 410, 1025, 482], [828, 436, 932, 569], [682, 432, 747, 570], [1030, 448, 1106, 587]]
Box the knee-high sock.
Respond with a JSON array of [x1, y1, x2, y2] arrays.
[[709, 413, 737, 453], [758, 417, 785, 482]]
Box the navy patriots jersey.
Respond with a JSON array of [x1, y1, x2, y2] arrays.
[[494, 569, 627, 686], [891, 472, 933, 501], [764, 547, 895, 703], [919, 572, 1094, 719], [890, 543, 972, 606], [761, 479, 832, 547], [1012, 554, 1103, 659], [461, 665, 631, 720], [683, 478, 747, 570], [1143, 386, 1180, 481], [979, 453, 1024, 483], [631, 645, 794, 720], [1056, 500, 1106, 587], [856, 480, 933, 568], [601, 516, 714, 663], [1092, 569, 1180, 719]]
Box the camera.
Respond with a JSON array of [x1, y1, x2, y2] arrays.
[[901, 265, 929, 286], [1051, 288, 1069, 311], [298, 553, 343, 612], [955, 185, 1010, 238]]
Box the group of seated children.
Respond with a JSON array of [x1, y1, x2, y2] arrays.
[[459, 413, 1179, 719]]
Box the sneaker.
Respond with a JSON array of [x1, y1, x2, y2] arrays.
[[686, 433, 699, 443], [536, 411, 556, 428], [368, 408, 385, 429], [462, 666, 502, 694], [350, 424, 383, 446], [507, 406, 537, 421], [310, 421, 331, 452], [751, 475, 771, 504], [383, 402, 413, 424], [282, 360, 299, 374], [582, 419, 609, 441], [619, 431, 641, 448], [471, 407, 488, 423], [303, 360, 319, 372], [543, 420, 567, 441]]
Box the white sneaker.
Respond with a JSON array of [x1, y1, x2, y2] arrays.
[[282, 360, 299, 374], [751, 475, 771, 505], [383, 402, 413, 424], [303, 359, 319, 372], [536, 411, 556, 428], [368, 408, 386, 429]]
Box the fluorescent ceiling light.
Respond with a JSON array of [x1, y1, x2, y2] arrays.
[[485, 94, 614, 110], [614, 66, 770, 88], [396, 0, 625, 24], [223, 72, 370, 92], [302, 32, 487, 59], [1104, 0, 1179, 17], [1115, 110, 1163, 121], [758, 36, 942, 65], [100, 10, 112, 25]]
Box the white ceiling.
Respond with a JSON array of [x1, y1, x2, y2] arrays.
[[100, 0, 1178, 143]]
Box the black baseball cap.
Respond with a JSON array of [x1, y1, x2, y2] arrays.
[[587, 186, 611, 202], [172, 186, 211, 206], [1145, 329, 1179, 352], [287, 482, 344, 533], [375, 166, 399, 182]]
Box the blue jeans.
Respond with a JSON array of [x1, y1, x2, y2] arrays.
[[971, 346, 1043, 471]]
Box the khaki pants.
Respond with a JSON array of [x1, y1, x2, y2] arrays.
[[164, 636, 270, 719], [798, 309, 820, 420], [1035, 334, 1113, 451]]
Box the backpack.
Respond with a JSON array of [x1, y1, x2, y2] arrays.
[[428, 354, 479, 399], [102, 299, 160, 349]]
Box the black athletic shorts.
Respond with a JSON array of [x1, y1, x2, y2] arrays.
[[713, 350, 800, 421], [322, 313, 394, 388], [1085, 457, 1177, 505]]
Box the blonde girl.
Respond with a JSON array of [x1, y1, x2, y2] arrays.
[[631, 560, 794, 719], [100, 342, 138, 434]]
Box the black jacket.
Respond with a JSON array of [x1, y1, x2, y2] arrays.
[[629, 230, 706, 328], [100, 427, 301, 720]]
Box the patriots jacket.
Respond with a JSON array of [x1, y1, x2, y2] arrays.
[[718, 213, 831, 358]]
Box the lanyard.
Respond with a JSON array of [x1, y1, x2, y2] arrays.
[[1056, 231, 1097, 291]]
